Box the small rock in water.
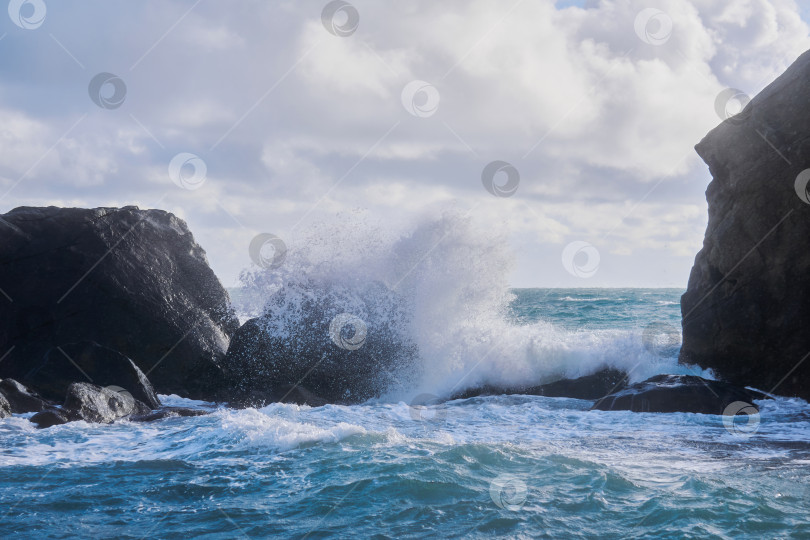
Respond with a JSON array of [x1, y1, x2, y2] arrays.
[[450, 368, 629, 401], [29, 407, 71, 428], [129, 407, 210, 423], [591, 374, 768, 414], [62, 382, 150, 424], [29, 342, 161, 409]]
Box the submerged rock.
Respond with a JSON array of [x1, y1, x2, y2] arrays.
[[129, 407, 209, 423], [28, 342, 161, 409], [0, 206, 239, 399], [451, 368, 629, 401], [591, 374, 767, 414], [681, 50, 810, 400], [0, 378, 50, 413]]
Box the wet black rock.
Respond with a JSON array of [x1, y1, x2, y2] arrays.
[[590, 374, 768, 414], [27, 342, 161, 409], [221, 280, 416, 405], [681, 50, 810, 400], [0, 206, 239, 399], [0, 392, 11, 419], [62, 382, 151, 424], [451, 368, 629, 401], [0, 378, 50, 413], [129, 407, 210, 423], [30, 407, 70, 428]]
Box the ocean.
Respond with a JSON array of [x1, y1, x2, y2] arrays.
[[1, 288, 809, 539]]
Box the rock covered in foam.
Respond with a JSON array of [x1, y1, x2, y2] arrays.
[[221, 279, 417, 405]]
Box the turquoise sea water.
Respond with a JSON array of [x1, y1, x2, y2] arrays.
[[1, 289, 809, 539]]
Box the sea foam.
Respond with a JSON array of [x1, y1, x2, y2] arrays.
[[237, 212, 704, 401]]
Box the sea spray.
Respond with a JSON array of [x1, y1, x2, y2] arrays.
[[236, 212, 701, 402]]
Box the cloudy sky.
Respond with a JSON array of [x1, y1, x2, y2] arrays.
[[1, 0, 809, 288]]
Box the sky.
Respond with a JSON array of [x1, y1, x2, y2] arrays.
[[0, 0, 809, 288]]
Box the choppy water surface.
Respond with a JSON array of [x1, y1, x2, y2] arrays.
[[1, 289, 809, 539]]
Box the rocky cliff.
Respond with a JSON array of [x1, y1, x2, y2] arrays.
[[681, 50, 810, 400]]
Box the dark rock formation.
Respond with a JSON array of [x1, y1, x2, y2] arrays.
[[591, 375, 767, 414], [0, 206, 239, 399], [450, 368, 629, 401], [62, 382, 150, 424], [0, 379, 50, 413], [26, 341, 161, 409], [221, 280, 416, 405], [680, 50, 810, 400], [30, 407, 70, 428], [129, 407, 210, 422], [0, 392, 11, 419]]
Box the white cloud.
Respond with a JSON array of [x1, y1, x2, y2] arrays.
[[0, 0, 807, 286]]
